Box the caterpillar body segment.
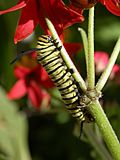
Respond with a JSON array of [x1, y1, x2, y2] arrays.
[[36, 35, 93, 123]]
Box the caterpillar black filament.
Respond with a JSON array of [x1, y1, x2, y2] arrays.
[[11, 35, 94, 124]]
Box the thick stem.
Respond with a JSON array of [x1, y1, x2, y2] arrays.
[[87, 7, 95, 89], [45, 16, 120, 160], [45, 18, 87, 92], [88, 101, 120, 159], [96, 36, 120, 91]]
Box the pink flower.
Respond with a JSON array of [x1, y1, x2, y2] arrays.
[[110, 64, 120, 80], [110, 64, 120, 85], [94, 51, 109, 73], [94, 51, 120, 82]]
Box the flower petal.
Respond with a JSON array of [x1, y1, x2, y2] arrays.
[[0, 0, 28, 15], [110, 64, 120, 80], [2, 0, 84, 43], [98, 0, 106, 5], [28, 80, 43, 108], [94, 51, 109, 73], [14, 0, 39, 43], [64, 42, 82, 57], [99, 0, 120, 16], [33, 65, 54, 88], [104, 0, 120, 16], [69, 0, 96, 10], [7, 78, 27, 99], [39, 0, 84, 35], [14, 66, 31, 78], [39, 67, 54, 88]]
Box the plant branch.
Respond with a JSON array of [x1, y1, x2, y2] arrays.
[[86, 7, 120, 159], [87, 7, 95, 89], [45, 18, 87, 92], [96, 36, 120, 91], [88, 100, 120, 159], [45, 16, 120, 160], [78, 27, 88, 73]]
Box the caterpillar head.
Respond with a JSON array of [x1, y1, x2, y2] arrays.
[[10, 35, 53, 64]]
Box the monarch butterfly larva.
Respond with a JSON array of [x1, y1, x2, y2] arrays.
[[11, 35, 94, 125]]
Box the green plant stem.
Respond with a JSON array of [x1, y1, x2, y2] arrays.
[[45, 18, 87, 92], [84, 125, 112, 160], [45, 16, 120, 159], [87, 7, 95, 89], [17, 140, 31, 160], [96, 36, 120, 91], [78, 27, 88, 73], [88, 100, 120, 160]]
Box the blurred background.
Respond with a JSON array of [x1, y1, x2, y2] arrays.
[[0, 0, 120, 160]]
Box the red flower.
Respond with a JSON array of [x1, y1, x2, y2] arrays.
[[60, 29, 83, 57], [69, 0, 120, 16], [7, 38, 82, 108], [8, 64, 54, 108], [99, 0, 120, 16], [64, 42, 82, 57], [0, 0, 84, 44], [69, 0, 97, 10]]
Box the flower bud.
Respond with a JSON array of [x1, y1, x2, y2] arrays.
[[70, 0, 97, 9]]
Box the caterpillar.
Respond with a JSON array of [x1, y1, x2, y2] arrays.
[[11, 35, 94, 124]]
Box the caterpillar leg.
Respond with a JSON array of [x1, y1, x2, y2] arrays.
[[77, 105, 86, 109], [52, 39, 62, 51], [79, 121, 84, 138], [69, 68, 75, 74]]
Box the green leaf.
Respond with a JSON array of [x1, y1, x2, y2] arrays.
[[0, 87, 31, 160]]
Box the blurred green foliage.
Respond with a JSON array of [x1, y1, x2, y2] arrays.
[[0, 87, 30, 160], [0, 1, 120, 160]]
